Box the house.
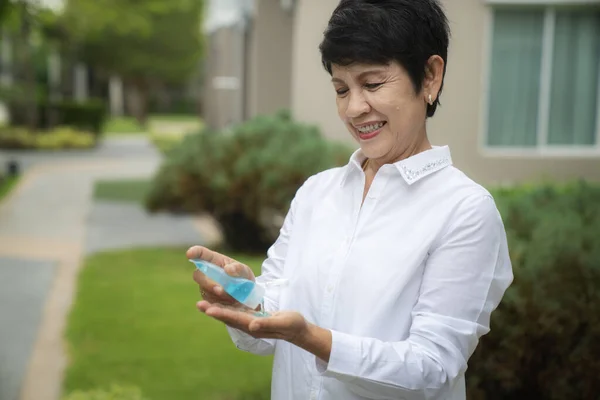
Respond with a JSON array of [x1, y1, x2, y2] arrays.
[[206, 0, 599, 185], [202, 0, 294, 130], [290, 0, 600, 185]]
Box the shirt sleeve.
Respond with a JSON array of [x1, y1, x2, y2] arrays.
[[315, 194, 514, 399], [226, 176, 313, 355]]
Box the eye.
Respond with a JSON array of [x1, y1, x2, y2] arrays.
[[335, 87, 349, 96], [365, 82, 383, 90]]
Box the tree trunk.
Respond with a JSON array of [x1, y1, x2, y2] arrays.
[[18, 0, 38, 131], [125, 80, 148, 128]]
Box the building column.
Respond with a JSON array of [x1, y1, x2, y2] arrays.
[[109, 75, 124, 117]]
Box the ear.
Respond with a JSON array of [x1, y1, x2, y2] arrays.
[[422, 55, 445, 104]]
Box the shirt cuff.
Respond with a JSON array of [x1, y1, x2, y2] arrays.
[[226, 325, 254, 347], [315, 329, 360, 382], [226, 325, 276, 355]]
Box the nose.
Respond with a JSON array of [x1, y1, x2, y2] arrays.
[[344, 90, 370, 119]]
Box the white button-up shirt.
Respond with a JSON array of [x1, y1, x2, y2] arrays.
[[227, 145, 513, 400]]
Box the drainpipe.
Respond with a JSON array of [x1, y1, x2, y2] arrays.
[[240, 4, 252, 121]]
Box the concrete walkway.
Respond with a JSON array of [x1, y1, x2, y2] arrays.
[[0, 136, 207, 400]]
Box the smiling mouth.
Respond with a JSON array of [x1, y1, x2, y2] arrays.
[[355, 122, 386, 139]]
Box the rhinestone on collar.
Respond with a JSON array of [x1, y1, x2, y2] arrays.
[[400, 157, 451, 183]]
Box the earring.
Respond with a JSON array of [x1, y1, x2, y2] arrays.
[[428, 94, 433, 105]]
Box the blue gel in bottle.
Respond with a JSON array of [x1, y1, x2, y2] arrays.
[[190, 258, 265, 310]]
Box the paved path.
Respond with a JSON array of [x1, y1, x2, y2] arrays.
[[0, 136, 206, 400], [85, 201, 201, 254], [0, 135, 160, 173], [0, 259, 56, 400]]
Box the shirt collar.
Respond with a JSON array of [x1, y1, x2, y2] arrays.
[[341, 145, 453, 186]]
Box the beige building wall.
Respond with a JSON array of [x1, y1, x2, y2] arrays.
[[203, 0, 294, 131], [291, 0, 346, 142], [430, 0, 600, 185], [290, 0, 600, 185], [203, 25, 245, 130], [246, 0, 294, 118]]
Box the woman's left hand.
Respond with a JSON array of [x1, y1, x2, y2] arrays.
[[197, 300, 308, 343]]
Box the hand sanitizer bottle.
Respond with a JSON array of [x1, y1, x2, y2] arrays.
[[190, 259, 265, 310]]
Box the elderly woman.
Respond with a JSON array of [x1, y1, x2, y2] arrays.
[[190, 0, 513, 399]]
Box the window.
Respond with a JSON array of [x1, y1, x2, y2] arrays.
[[485, 5, 600, 151]]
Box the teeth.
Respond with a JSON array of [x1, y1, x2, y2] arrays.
[[357, 122, 384, 134]]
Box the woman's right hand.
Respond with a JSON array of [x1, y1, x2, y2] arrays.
[[188, 245, 256, 308]]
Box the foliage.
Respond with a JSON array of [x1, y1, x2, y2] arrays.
[[62, 0, 205, 82], [60, 0, 206, 124], [0, 174, 20, 202], [7, 97, 107, 135], [63, 247, 272, 400], [57, 99, 107, 135], [0, 0, 13, 28], [145, 110, 354, 252], [0, 125, 96, 149], [466, 180, 600, 400], [149, 131, 189, 154], [62, 385, 147, 400]]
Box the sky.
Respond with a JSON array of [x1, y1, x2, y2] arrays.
[[204, 0, 254, 33]]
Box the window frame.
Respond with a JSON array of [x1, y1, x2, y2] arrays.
[[479, 2, 600, 157]]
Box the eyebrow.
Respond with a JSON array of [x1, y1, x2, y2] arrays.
[[331, 68, 388, 84]]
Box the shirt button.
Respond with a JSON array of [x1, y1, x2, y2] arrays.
[[310, 391, 318, 400], [327, 285, 334, 293]]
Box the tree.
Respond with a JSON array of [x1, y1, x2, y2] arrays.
[[0, 0, 49, 130], [0, 0, 12, 26], [61, 0, 205, 126]]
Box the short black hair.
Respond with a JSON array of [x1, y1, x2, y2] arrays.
[[319, 0, 450, 117]]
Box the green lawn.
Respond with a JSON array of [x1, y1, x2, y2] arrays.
[[103, 117, 145, 135], [103, 115, 202, 136], [148, 114, 201, 123], [93, 179, 151, 205], [0, 175, 20, 203], [63, 247, 272, 400]]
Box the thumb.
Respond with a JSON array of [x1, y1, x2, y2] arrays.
[[224, 262, 255, 281]]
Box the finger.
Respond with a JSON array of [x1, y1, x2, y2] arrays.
[[197, 300, 246, 316], [197, 300, 213, 313], [223, 262, 255, 281], [204, 303, 257, 327], [248, 313, 286, 332], [193, 270, 236, 304], [187, 246, 235, 268]]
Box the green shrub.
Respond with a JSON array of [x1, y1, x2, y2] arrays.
[[0, 126, 96, 150], [466, 180, 600, 400], [62, 385, 147, 400], [149, 131, 189, 155], [7, 99, 107, 134], [146, 110, 353, 252], [57, 99, 107, 135]]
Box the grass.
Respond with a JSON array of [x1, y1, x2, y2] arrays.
[[63, 247, 273, 400], [93, 179, 152, 205], [103, 117, 145, 134], [0, 175, 20, 203], [104, 115, 203, 136], [147, 114, 201, 123]]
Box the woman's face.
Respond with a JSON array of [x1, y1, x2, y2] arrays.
[[331, 61, 437, 163]]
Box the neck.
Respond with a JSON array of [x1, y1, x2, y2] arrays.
[[366, 132, 431, 173]]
